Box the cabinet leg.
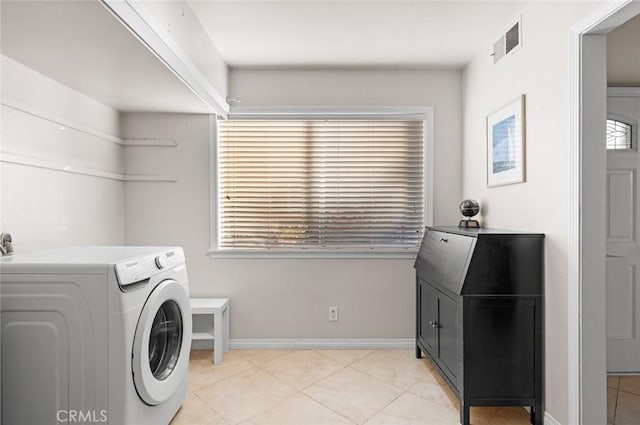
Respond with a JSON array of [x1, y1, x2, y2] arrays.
[[460, 404, 470, 425], [415, 346, 421, 359], [531, 403, 542, 425]]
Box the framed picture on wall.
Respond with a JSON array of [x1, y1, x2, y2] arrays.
[[486, 94, 526, 187]]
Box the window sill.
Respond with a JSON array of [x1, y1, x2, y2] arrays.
[[206, 249, 419, 260]]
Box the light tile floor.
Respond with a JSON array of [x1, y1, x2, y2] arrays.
[[607, 375, 640, 425], [172, 349, 534, 425]]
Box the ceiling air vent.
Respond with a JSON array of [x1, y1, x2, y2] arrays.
[[493, 16, 522, 64]]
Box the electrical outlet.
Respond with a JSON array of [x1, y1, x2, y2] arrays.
[[328, 306, 339, 322]]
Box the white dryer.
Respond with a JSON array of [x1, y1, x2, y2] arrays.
[[0, 246, 192, 425]]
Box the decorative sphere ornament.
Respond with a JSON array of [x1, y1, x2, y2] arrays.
[[458, 199, 481, 228], [459, 199, 480, 218]]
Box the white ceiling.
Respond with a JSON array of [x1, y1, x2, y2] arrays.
[[188, 0, 526, 68], [0, 1, 209, 113], [0, 1, 530, 112]]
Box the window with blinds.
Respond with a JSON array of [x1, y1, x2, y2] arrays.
[[217, 118, 425, 250], [606, 118, 634, 150]]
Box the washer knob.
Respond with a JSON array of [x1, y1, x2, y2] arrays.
[[155, 255, 167, 269]]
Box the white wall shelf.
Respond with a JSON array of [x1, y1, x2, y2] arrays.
[[2, 98, 180, 150], [0, 152, 177, 182], [124, 174, 177, 182], [122, 139, 177, 147], [1, 97, 124, 145]]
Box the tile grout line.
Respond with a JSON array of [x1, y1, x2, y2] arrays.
[[344, 364, 413, 392], [301, 393, 358, 425], [185, 350, 533, 425], [253, 350, 349, 391], [349, 356, 432, 392], [289, 363, 358, 425], [233, 391, 301, 425], [295, 390, 358, 425], [613, 387, 619, 425], [484, 406, 503, 425], [189, 358, 272, 425], [405, 378, 458, 407], [191, 390, 231, 425], [233, 349, 293, 366], [314, 348, 377, 366], [197, 363, 299, 425], [297, 358, 428, 425], [238, 350, 358, 423], [328, 351, 438, 422], [188, 350, 488, 425], [618, 388, 640, 397], [189, 360, 255, 425], [189, 363, 254, 395], [229, 349, 412, 394], [613, 375, 640, 425], [360, 386, 407, 425], [292, 350, 393, 425]]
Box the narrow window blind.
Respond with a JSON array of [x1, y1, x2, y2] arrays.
[[217, 118, 425, 250], [606, 119, 634, 150]]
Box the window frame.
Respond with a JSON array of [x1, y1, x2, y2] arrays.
[[207, 107, 434, 259]]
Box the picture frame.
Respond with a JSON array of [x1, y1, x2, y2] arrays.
[[486, 94, 526, 187]]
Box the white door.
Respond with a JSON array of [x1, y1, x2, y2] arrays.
[[606, 91, 640, 373]]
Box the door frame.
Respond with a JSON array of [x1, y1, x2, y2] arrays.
[[568, 1, 640, 423]]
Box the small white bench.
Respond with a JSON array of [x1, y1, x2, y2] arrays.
[[190, 298, 230, 365]]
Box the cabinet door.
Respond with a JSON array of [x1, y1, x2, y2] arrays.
[[438, 292, 460, 387], [419, 279, 438, 357], [464, 297, 536, 399]]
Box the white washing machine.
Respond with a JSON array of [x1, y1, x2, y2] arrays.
[[0, 246, 192, 425]]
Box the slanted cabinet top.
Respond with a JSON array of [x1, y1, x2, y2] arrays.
[[415, 227, 544, 296]]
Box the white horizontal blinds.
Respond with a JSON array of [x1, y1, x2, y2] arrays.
[[606, 119, 633, 150], [218, 119, 424, 249]]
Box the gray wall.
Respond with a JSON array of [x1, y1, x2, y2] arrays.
[[1, 55, 124, 252], [607, 13, 640, 87], [460, 2, 604, 423], [122, 68, 463, 342]]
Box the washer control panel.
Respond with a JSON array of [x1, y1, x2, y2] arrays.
[[155, 255, 168, 269], [115, 248, 185, 286]]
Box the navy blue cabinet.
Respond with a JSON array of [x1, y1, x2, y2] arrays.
[[415, 227, 544, 425]]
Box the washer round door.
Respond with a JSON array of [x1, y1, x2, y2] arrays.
[[132, 279, 192, 405]]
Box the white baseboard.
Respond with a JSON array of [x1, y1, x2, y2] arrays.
[[522, 406, 562, 425], [191, 338, 415, 350], [523, 406, 558, 425], [544, 411, 561, 425]]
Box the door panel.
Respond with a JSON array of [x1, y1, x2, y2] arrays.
[[606, 259, 637, 339], [465, 298, 536, 399], [438, 293, 459, 386], [607, 170, 635, 241], [419, 279, 438, 357], [607, 92, 640, 372]]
